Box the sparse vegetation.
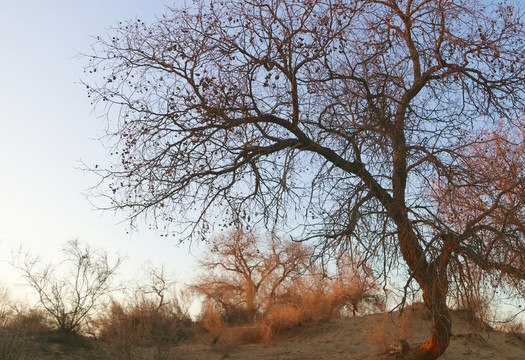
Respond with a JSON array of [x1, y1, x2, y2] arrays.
[[12, 239, 122, 334], [0, 286, 25, 360], [193, 228, 384, 344], [1, 248, 525, 359], [365, 304, 425, 356], [92, 265, 193, 359]]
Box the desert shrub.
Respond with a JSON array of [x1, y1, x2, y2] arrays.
[[365, 310, 416, 355], [0, 329, 25, 360], [0, 287, 26, 360], [96, 295, 192, 346], [256, 269, 380, 342], [95, 265, 193, 360], [0, 292, 51, 333], [0, 285, 12, 329], [12, 239, 122, 333], [7, 306, 51, 333], [200, 302, 226, 343]]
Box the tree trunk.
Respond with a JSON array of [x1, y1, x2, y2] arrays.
[[406, 283, 451, 359], [246, 284, 256, 324], [394, 215, 452, 359]]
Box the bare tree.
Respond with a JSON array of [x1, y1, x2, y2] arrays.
[[433, 121, 525, 322], [13, 240, 122, 333], [332, 253, 384, 317], [84, 0, 525, 358], [191, 228, 309, 324]]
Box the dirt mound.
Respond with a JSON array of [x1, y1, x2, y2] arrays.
[[2, 312, 524, 360]]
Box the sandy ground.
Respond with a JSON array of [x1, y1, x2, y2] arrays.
[[4, 310, 525, 359]]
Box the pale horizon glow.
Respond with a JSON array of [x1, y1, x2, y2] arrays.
[[0, 0, 201, 302]]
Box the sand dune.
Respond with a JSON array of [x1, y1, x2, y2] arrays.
[[4, 309, 524, 359]]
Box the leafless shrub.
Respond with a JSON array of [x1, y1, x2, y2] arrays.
[[0, 286, 25, 360], [366, 311, 416, 356], [0, 329, 25, 360], [200, 301, 225, 344], [7, 306, 51, 333], [94, 265, 193, 359], [12, 239, 122, 333]]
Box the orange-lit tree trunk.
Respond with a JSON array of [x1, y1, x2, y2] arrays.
[[392, 211, 452, 360], [388, 118, 452, 359]]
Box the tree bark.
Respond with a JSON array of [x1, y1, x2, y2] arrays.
[[393, 213, 452, 359], [246, 283, 257, 324], [406, 278, 451, 359]]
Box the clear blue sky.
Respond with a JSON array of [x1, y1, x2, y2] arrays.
[[0, 0, 200, 300]]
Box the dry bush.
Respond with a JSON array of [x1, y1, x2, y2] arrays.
[[0, 285, 12, 329], [95, 296, 192, 346], [256, 270, 378, 342], [0, 329, 25, 360], [365, 307, 420, 355], [331, 254, 385, 317], [12, 239, 122, 334], [200, 302, 226, 343], [0, 287, 25, 360], [199, 302, 243, 358], [0, 287, 53, 360], [95, 265, 193, 359], [499, 318, 525, 343], [0, 291, 51, 332], [7, 306, 52, 333]]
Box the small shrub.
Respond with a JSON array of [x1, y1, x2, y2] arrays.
[[0, 329, 25, 360], [501, 319, 525, 343], [8, 307, 51, 333], [200, 303, 226, 344], [95, 296, 192, 348], [0, 292, 48, 360], [365, 310, 415, 355]]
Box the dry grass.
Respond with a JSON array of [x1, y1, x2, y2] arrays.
[[196, 269, 385, 345], [0, 329, 25, 360], [500, 319, 525, 343], [365, 302, 426, 355], [0, 287, 51, 360], [201, 303, 226, 344], [93, 295, 192, 359]]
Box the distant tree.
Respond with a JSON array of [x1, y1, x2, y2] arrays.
[[332, 253, 385, 317], [85, 0, 525, 358], [191, 228, 309, 324], [13, 240, 122, 333]]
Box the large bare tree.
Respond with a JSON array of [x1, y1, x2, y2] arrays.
[[84, 0, 525, 358]]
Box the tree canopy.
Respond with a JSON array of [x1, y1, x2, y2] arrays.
[[84, 1, 525, 358]]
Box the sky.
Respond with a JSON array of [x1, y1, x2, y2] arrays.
[[0, 0, 200, 301]]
